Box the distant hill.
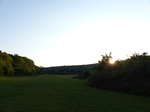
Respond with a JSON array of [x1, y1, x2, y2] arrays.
[[42, 63, 98, 75]]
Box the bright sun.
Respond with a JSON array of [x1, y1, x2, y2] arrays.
[[109, 59, 115, 64]]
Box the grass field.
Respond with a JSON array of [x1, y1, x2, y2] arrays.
[[0, 75, 150, 112]]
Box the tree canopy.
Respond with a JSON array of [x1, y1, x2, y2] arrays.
[[0, 51, 41, 76], [86, 52, 150, 97]]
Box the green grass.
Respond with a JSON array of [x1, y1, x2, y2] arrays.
[[0, 75, 150, 112]]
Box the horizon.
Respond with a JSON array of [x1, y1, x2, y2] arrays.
[[1, 0, 150, 67]]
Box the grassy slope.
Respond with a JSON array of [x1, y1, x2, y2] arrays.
[[0, 75, 150, 112]]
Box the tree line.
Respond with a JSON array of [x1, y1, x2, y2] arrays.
[[0, 51, 41, 76], [78, 52, 150, 97], [42, 64, 98, 75]]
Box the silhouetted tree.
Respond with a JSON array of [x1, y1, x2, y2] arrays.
[[87, 52, 150, 97]]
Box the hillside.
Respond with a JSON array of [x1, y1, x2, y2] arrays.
[[42, 63, 98, 75]]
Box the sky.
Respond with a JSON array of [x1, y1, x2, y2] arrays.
[[0, 0, 150, 67]]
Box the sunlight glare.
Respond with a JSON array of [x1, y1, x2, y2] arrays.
[[109, 59, 115, 64]]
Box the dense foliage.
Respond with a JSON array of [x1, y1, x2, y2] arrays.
[[42, 64, 98, 75], [87, 52, 150, 97], [0, 51, 41, 76]]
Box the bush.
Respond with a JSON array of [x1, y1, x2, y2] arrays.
[[87, 52, 150, 97], [78, 71, 90, 79]]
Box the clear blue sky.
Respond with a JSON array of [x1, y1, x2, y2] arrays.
[[1, 0, 150, 67]]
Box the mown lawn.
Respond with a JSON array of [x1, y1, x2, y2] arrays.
[[0, 75, 150, 112]]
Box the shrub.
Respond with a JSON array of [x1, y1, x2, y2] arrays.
[[78, 71, 90, 79], [87, 52, 150, 97]]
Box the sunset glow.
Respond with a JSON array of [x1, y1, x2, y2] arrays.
[[109, 59, 115, 64], [1, 0, 150, 67]]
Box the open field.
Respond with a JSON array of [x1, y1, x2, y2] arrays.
[[0, 75, 150, 112]]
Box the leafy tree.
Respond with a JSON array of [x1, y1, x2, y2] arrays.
[[87, 52, 150, 97], [0, 51, 41, 76], [96, 52, 113, 72], [0, 51, 14, 75]]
